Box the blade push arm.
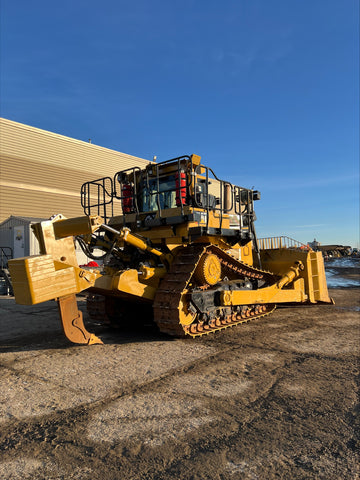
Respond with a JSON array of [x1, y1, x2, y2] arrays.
[[220, 262, 308, 306]]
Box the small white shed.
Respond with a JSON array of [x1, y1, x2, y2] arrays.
[[0, 215, 99, 266], [0, 216, 44, 261]]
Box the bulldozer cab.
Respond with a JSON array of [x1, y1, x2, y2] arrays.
[[80, 154, 260, 248]]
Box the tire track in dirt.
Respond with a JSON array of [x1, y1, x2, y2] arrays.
[[0, 342, 289, 479], [0, 288, 359, 479]]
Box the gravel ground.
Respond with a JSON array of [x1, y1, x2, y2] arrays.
[[0, 272, 359, 479]]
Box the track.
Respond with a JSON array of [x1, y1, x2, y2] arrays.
[[87, 245, 277, 337], [153, 244, 277, 337]]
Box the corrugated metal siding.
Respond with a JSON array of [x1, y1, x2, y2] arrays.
[[0, 118, 151, 223], [0, 216, 44, 228], [29, 226, 41, 256], [1, 185, 85, 219], [0, 118, 150, 175], [1, 155, 88, 194]]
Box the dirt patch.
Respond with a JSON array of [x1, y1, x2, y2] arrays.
[[0, 287, 359, 479]]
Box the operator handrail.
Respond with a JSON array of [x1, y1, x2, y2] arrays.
[[258, 236, 311, 251], [80, 176, 114, 223]]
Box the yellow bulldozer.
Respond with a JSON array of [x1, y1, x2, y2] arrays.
[[8, 154, 333, 345]]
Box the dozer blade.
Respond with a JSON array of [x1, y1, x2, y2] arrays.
[[261, 248, 333, 305], [57, 294, 103, 345]]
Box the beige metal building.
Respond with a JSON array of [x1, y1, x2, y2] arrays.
[[0, 117, 151, 223]]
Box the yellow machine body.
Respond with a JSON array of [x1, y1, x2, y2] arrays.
[[8, 154, 333, 345]]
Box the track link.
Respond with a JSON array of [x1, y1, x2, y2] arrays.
[[153, 244, 277, 338], [153, 246, 206, 336]]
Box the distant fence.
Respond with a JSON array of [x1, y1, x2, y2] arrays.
[[257, 236, 310, 251]]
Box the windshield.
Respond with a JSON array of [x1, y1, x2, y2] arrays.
[[140, 175, 179, 211]]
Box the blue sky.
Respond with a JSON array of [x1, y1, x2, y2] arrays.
[[1, 0, 359, 247]]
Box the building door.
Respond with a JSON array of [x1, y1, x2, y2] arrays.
[[13, 225, 25, 258]]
